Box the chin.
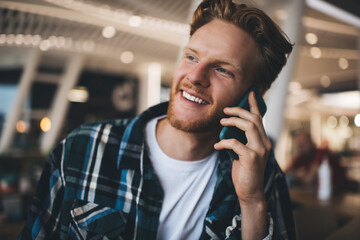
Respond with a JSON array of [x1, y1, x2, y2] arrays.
[[167, 100, 222, 133], [169, 117, 215, 133]]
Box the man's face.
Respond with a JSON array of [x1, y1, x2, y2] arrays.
[[167, 19, 258, 133]]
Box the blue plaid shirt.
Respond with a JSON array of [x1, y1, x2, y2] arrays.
[[19, 102, 295, 239]]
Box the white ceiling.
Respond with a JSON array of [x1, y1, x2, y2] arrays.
[[0, 0, 359, 92]]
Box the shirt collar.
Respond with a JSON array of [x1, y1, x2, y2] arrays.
[[116, 101, 235, 183], [117, 102, 169, 170], [116, 101, 237, 210]]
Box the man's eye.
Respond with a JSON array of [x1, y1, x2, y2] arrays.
[[186, 55, 198, 62], [216, 67, 233, 77]]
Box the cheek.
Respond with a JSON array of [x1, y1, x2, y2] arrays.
[[172, 61, 195, 80], [213, 81, 242, 106], [170, 72, 182, 91], [172, 63, 186, 78]]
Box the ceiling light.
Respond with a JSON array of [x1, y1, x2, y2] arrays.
[[338, 58, 349, 70], [40, 117, 51, 132], [83, 40, 95, 52], [31, 35, 42, 46], [48, 36, 57, 47], [24, 35, 32, 45], [67, 86, 89, 103], [128, 15, 142, 27], [102, 26, 116, 38], [310, 47, 322, 59], [305, 33, 318, 45], [355, 114, 360, 127], [6, 34, 15, 44], [39, 40, 51, 51], [320, 91, 360, 109], [15, 34, 24, 45], [16, 120, 27, 133], [120, 51, 134, 64], [320, 75, 331, 88], [339, 115, 349, 128], [327, 116, 337, 129], [56, 36, 66, 48], [0, 34, 5, 44]]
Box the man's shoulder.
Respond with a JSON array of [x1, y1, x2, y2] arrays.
[[59, 118, 135, 168], [67, 118, 134, 141]]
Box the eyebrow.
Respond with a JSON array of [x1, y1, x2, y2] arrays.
[[183, 47, 243, 74]]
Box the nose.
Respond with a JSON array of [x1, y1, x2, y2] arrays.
[[187, 63, 210, 87]]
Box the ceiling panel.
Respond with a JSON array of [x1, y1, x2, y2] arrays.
[[0, 0, 358, 89]]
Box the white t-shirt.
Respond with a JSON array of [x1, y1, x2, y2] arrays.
[[145, 116, 219, 240]]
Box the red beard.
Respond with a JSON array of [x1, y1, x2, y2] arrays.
[[166, 81, 226, 133]]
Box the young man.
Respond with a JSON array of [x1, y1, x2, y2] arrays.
[[19, 0, 295, 239]]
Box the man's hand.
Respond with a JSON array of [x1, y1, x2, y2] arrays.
[[214, 91, 272, 239]]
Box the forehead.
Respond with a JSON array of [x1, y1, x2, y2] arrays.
[[187, 19, 257, 68]]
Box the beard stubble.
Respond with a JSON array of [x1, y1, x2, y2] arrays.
[[166, 82, 226, 133]]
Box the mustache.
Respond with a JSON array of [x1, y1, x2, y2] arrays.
[[175, 82, 212, 102]]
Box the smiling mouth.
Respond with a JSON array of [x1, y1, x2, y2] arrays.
[[182, 90, 209, 105]]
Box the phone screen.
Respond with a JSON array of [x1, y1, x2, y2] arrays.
[[219, 86, 267, 160]]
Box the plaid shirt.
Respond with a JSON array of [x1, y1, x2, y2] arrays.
[[19, 102, 296, 240]]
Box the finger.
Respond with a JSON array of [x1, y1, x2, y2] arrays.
[[214, 139, 262, 165], [222, 108, 264, 142], [247, 92, 272, 150], [224, 106, 261, 123], [220, 117, 264, 150], [222, 110, 271, 151], [214, 138, 247, 157], [248, 91, 261, 116]]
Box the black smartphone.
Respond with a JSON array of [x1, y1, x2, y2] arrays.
[[219, 86, 267, 160]]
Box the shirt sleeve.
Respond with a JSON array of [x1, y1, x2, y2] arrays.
[[266, 155, 296, 240], [225, 213, 274, 239], [18, 142, 66, 240], [223, 153, 296, 240]]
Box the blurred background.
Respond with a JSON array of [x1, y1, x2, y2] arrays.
[[0, 0, 359, 239]]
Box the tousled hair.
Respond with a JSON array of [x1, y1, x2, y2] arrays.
[[190, 0, 293, 91]]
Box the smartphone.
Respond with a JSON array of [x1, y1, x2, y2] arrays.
[[219, 86, 267, 160]]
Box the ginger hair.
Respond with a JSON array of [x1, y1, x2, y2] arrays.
[[190, 0, 293, 91]]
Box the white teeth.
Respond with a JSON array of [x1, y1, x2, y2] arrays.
[[182, 91, 207, 104]]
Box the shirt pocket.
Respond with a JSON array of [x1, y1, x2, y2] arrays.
[[70, 200, 128, 239]]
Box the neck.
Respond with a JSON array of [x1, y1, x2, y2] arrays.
[[156, 118, 219, 161]]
